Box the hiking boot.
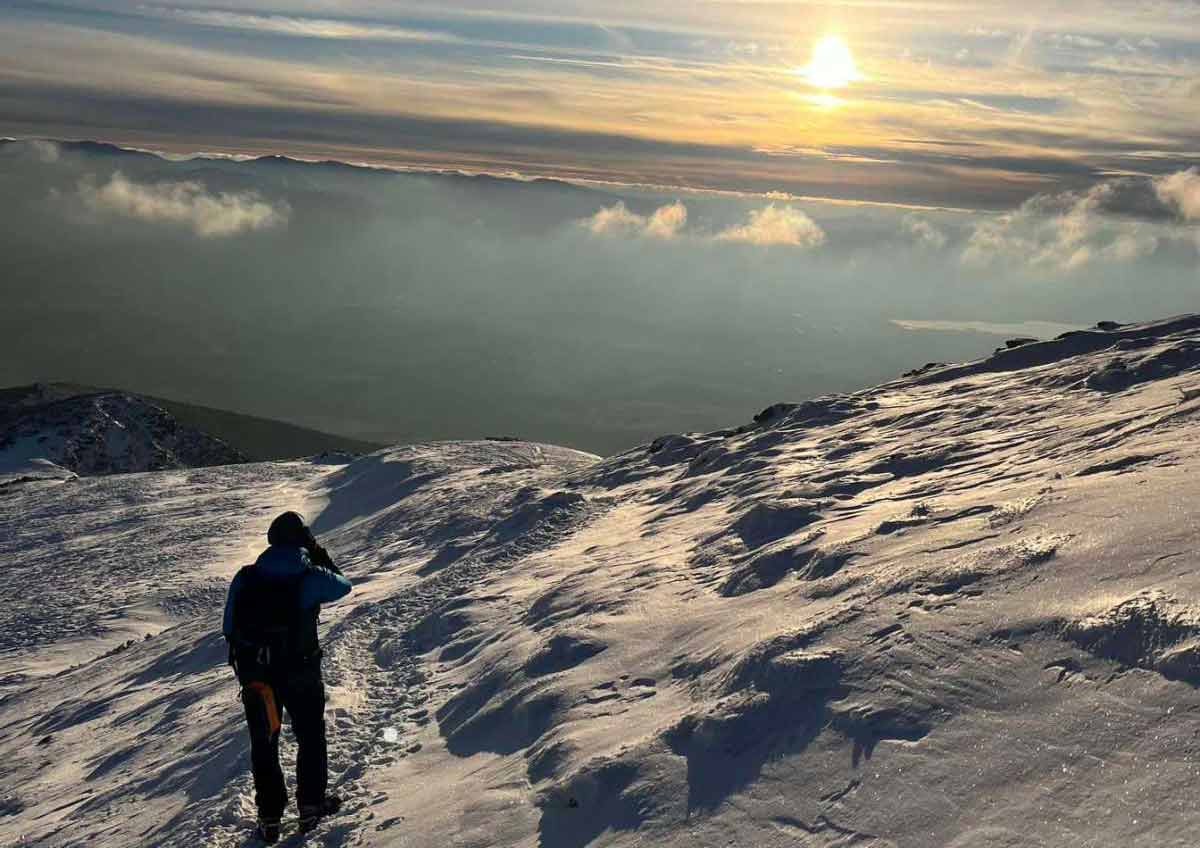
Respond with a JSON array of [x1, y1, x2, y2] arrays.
[[297, 795, 342, 832], [254, 816, 281, 844]]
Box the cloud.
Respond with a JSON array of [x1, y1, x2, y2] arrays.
[[645, 201, 688, 238], [0, 139, 62, 163], [77, 172, 288, 237], [1155, 169, 1200, 221], [968, 27, 1013, 40], [1048, 33, 1107, 50], [583, 200, 823, 248], [156, 9, 457, 43], [961, 180, 1166, 270], [584, 200, 686, 239], [715, 204, 826, 247], [903, 215, 948, 249], [29, 140, 60, 163]]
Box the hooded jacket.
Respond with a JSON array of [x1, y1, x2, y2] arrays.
[[222, 545, 352, 662]]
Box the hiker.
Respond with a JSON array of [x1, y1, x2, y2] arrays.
[[222, 511, 352, 844]]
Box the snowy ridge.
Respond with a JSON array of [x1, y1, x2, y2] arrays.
[[5, 316, 1200, 846], [0, 386, 245, 475]]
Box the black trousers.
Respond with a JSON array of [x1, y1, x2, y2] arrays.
[[241, 665, 327, 819]]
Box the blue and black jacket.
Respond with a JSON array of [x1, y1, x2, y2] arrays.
[[223, 545, 352, 670]]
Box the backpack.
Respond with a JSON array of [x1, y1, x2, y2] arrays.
[[229, 564, 309, 679]]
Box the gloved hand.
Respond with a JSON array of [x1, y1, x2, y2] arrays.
[[307, 541, 342, 575]]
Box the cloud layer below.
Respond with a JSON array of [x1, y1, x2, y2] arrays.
[[3, 139, 1199, 456], [581, 173, 1200, 264]]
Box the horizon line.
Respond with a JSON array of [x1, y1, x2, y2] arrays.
[[2, 134, 986, 216]]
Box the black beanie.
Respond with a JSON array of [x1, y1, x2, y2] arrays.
[[268, 511, 309, 546]]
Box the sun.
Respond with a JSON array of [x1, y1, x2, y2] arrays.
[[801, 35, 860, 89]]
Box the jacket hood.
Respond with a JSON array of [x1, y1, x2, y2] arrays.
[[255, 545, 310, 577], [267, 511, 311, 547]]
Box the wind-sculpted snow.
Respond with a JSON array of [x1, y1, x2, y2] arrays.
[[7, 317, 1200, 846], [1060, 591, 1200, 685]]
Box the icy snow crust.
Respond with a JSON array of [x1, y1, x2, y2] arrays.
[[5, 316, 1200, 846]]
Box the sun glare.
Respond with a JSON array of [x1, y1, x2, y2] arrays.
[[802, 35, 859, 89]]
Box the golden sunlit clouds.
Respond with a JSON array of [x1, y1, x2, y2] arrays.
[[800, 35, 860, 89]]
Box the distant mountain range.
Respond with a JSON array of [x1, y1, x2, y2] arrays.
[[3, 137, 607, 194], [0, 383, 382, 476], [0, 137, 642, 220]]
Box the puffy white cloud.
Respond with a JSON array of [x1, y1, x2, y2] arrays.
[[903, 215, 948, 249], [644, 201, 688, 239], [29, 139, 60, 163], [1155, 168, 1200, 221], [715, 204, 826, 247], [77, 172, 288, 237], [584, 200, 687, 239], [1102, 229, 1159, 262], [583, 200, 823, 248], [962, 180, 1167, 270], [585, 201, 643, 235]]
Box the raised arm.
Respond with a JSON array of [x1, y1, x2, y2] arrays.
[[299, 549, 352, 608]]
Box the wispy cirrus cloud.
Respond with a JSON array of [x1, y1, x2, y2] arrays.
[[149, 7, 461, 43], [1047, 33, 1107, 50]]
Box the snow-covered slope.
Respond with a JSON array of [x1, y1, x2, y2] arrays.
[[0, 385, 246, 475], [5, 316, 1200, 847]]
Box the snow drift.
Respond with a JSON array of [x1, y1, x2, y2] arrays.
[[5, 315, 1200, 846]]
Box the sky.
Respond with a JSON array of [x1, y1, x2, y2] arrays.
[[1, 4, 1198, 453], [2, 0, 1199, 208]]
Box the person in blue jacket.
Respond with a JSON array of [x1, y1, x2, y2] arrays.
[[223, 511, 352, 844]]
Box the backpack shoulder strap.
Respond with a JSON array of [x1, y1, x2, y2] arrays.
[[228, 564, 261, 648]]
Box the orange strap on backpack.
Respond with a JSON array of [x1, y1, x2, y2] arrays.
[[245, 681, 282, 737]]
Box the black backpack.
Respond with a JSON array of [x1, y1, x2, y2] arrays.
[[229, 564, 313, 678]]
